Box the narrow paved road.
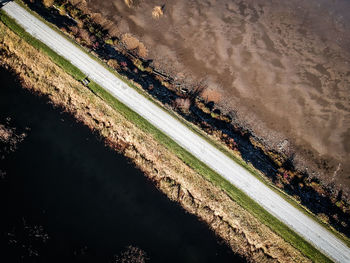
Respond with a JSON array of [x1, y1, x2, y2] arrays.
[[3, 2, 350, 262]]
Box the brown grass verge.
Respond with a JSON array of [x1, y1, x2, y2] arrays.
[[0, 21, 311, 263]]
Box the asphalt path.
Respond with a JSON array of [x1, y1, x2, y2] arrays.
[[3, 2, 350, 262]]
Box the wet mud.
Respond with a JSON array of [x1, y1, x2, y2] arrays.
[[86, 0, 350, 191]]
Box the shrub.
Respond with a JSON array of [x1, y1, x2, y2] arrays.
[[76, 19, 84, 29], [107, 59, 120, 70], [89, 34, 96, 43], [123, 0, 141, 8], [69, 25, 79, 35], [175, 98, 191, 113], [132, 58, 145, 71], [42, 0, 55, 7], [152, 6, 164, 19], [105, 38, 114, 45], [91, 13, 110, 28], [58, 6, 67, 16], [124, 0, 134, 8], [121, 33, 148, 57], [79, 28, 92, 45], [104, 22, 119, 38]]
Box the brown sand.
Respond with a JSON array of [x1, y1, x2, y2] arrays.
[[86, 0, 350, 192]]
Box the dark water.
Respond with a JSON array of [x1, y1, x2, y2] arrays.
[[0, 67, 243, 263]]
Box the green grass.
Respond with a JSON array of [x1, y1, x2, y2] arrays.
[[0, 10, 334, 263], [0, 9, 85, 80]]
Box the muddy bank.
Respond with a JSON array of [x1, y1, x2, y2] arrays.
[[0, 21, 310, 262], [85, 0, 350, 193]]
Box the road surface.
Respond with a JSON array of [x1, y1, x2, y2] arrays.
[[3, 2, 350, 262]]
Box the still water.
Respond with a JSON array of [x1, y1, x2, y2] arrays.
[[0, 68, 244, 263]]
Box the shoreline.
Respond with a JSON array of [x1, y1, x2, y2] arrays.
[[12, 0, 350, 240], [0, 20, 312, 262]]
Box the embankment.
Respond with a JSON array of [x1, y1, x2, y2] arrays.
[[16, 0, 350, 239], [0, 20, 310, 262]]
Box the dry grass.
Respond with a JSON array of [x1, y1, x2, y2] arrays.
[[121, 33, 148, 58], [42, 0, 54, 7], [152, 6, 164, 19], [58, 6, 66, 16], [107, 58, 120, 70], [0, 124, 13, 142], [0, 20, 313, 263]]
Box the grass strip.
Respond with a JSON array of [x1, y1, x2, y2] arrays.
[[0, 9, 85, 80], [0, 10, 333, 263]]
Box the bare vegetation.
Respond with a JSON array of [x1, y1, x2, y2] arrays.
[[42, 0, 54, 7], [124, 0, 142, 8], [174, 98, 191, 113], [73, 0, 89, 13], [152, 6, 164, 19], [68, 25, 79, 35], [78, 28, 92, 45], [76, 19, 84, 29], [121, 33, 148, 58], [69, 0, 81, 5], [90, 12, 103, 25], [124, 0, 141, 8], [107, 59, 120, 70], [0, 124, 13, 142], [91, 12, 119, 37], [124, 0, 133, 8], [58, 5, 66, 16]]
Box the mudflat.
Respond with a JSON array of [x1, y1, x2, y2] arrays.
[[85, 0, 350, 192]]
